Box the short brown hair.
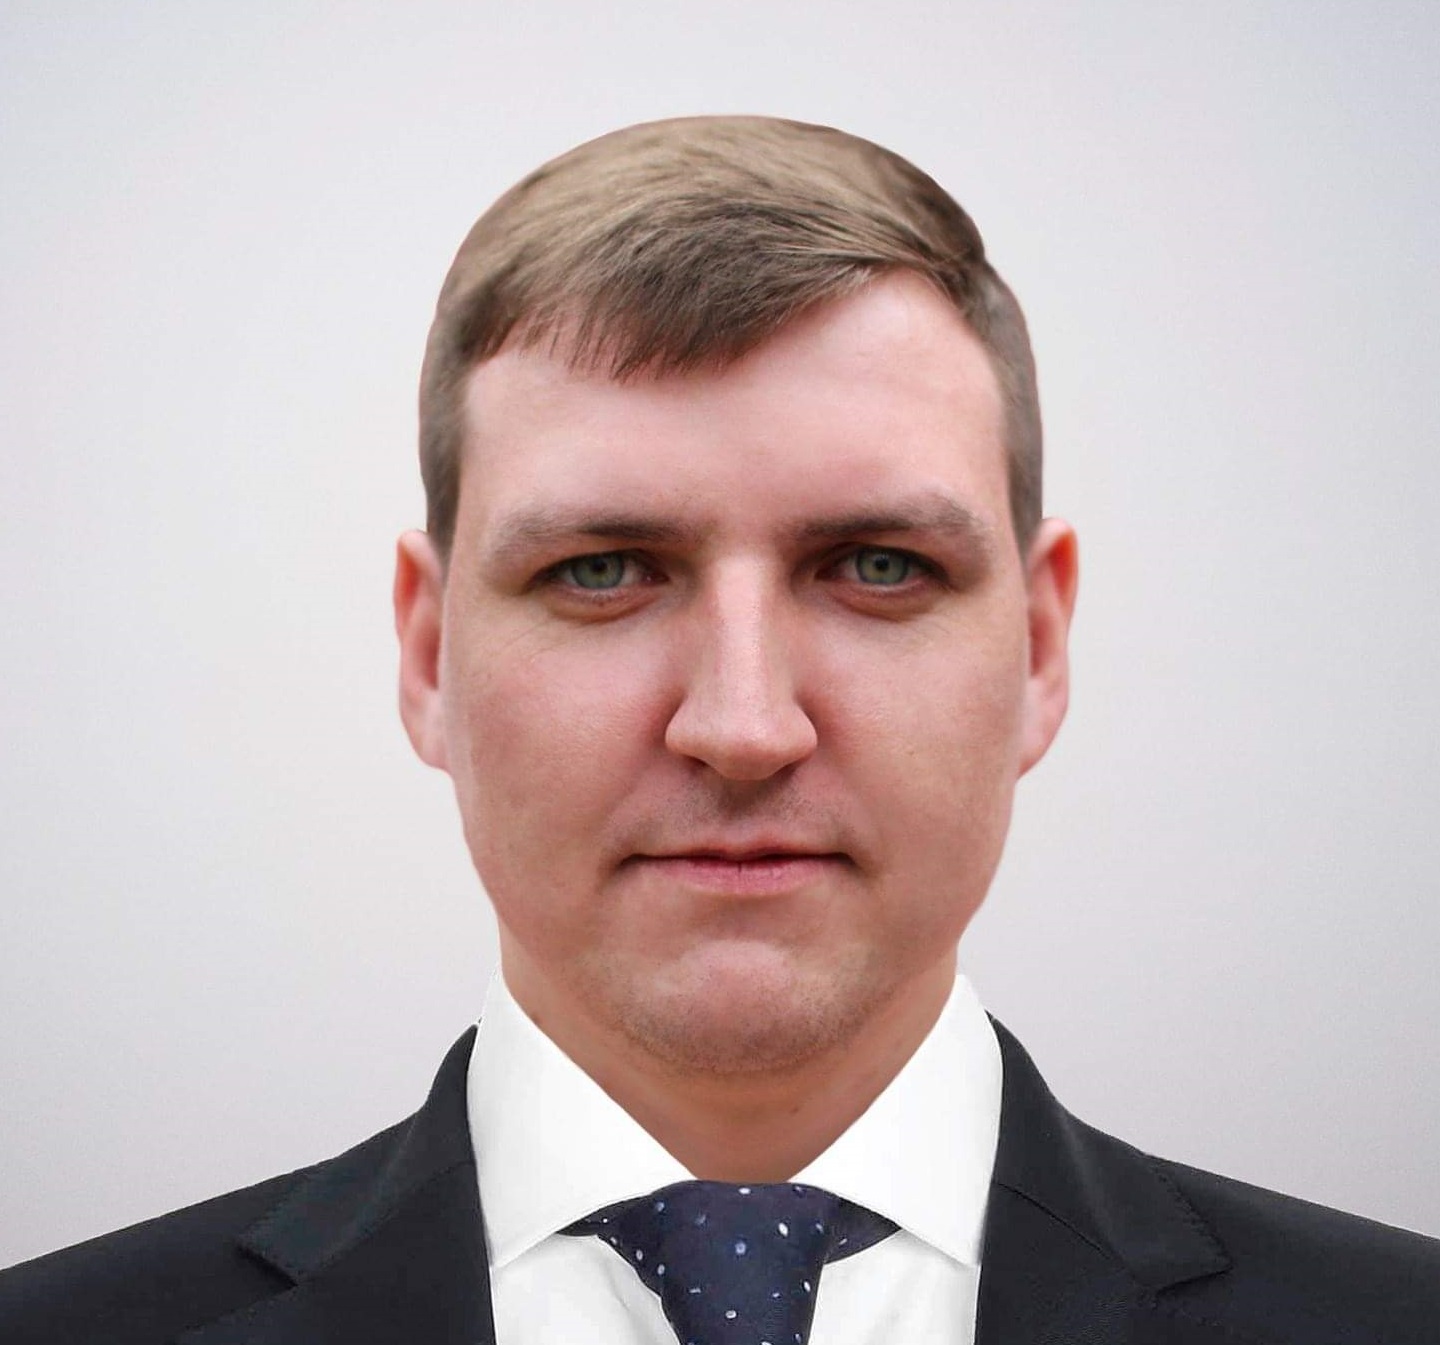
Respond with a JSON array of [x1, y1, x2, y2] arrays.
[[419, 116, 1041, 558]]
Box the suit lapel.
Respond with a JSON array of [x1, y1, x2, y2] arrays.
[[976, 1020, 1230, 1344], [176, 1017, 1232, 1345], [178, 1029, 495, 1345]]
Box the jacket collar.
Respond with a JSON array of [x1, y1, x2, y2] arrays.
[[181, 1019, 1229, 1345], [178, 1028, 493, 1345], [977, 1018, 1230, 1342]]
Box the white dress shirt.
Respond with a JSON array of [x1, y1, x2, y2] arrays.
[[467, 973, 1002, 1345]]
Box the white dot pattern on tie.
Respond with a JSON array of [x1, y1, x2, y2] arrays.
[[562, 1180, 897, 1345]]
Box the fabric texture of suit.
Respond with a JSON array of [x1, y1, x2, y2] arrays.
[[3, 1020, 1437, 1344]]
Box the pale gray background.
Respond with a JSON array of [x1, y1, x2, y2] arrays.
[[2, 0, 1437, 1268]]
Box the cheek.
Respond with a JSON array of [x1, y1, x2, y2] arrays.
[[829, 621, 1028, 880], [843, 617, 1027, 777], [441, 633, 667, 863]]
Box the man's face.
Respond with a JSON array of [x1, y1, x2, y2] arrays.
[[397, 273, 1075, 1076]]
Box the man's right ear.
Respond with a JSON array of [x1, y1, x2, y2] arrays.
[[394, 530, 449, 771]]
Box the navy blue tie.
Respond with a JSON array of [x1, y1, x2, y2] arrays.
[[563, 1180, 898, 1345]]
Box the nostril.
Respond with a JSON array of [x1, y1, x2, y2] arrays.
[[663, 696, 818, 782]]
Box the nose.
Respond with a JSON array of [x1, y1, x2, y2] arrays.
[[664, 576, 819, 781]]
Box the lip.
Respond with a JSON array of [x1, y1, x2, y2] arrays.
[[629, 850, 848, 897]]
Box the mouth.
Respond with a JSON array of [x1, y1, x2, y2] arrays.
[[628, 848, 850, 897]]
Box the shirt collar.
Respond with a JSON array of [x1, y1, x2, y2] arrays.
[[468, 976, 691, 1268], [792, 972, 1001, 1266], [468, 971, 1001, 1270]]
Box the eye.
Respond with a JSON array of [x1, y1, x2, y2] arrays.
[[549, 551, 647, 591], [843, 547, 923, 586]]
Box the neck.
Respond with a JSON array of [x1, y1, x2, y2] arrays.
[[503, 951, 957, 1181]]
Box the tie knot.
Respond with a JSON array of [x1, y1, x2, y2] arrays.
[[564, 1180, 896, 1344]]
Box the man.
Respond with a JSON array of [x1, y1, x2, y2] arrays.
[[2, 115, 1436, 1343]]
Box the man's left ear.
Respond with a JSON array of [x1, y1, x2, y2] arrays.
[[1018, 518, 1079, 776], [394, 529, 449, 772]]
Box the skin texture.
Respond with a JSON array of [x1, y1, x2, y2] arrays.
[[395, 273, 1078, 1179]]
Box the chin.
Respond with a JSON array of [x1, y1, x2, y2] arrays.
[[604, 942, 886, 1077]]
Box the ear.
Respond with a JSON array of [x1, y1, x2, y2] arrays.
[[1018, 518, 1079, 776], [394, 530, 449, 771]]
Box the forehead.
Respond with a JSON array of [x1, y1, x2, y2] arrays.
[[455, 273, 1010, 542]]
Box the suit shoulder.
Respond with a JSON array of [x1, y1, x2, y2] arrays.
[[0, 1165, 311, 1344], [1155, 1155, 1440, 1339], [1163, 1155, 1440, 1273]]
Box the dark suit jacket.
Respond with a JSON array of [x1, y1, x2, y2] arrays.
[[3, 1021, 1437, 1343]]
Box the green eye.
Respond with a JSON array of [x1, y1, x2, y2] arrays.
[[564, 553, 630, 589], [852, 548, 914, 585]]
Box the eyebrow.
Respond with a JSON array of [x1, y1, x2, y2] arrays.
[[796, 496, 996, 555], [484, 511, 700, 569], [483, 491, 996, 568]]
